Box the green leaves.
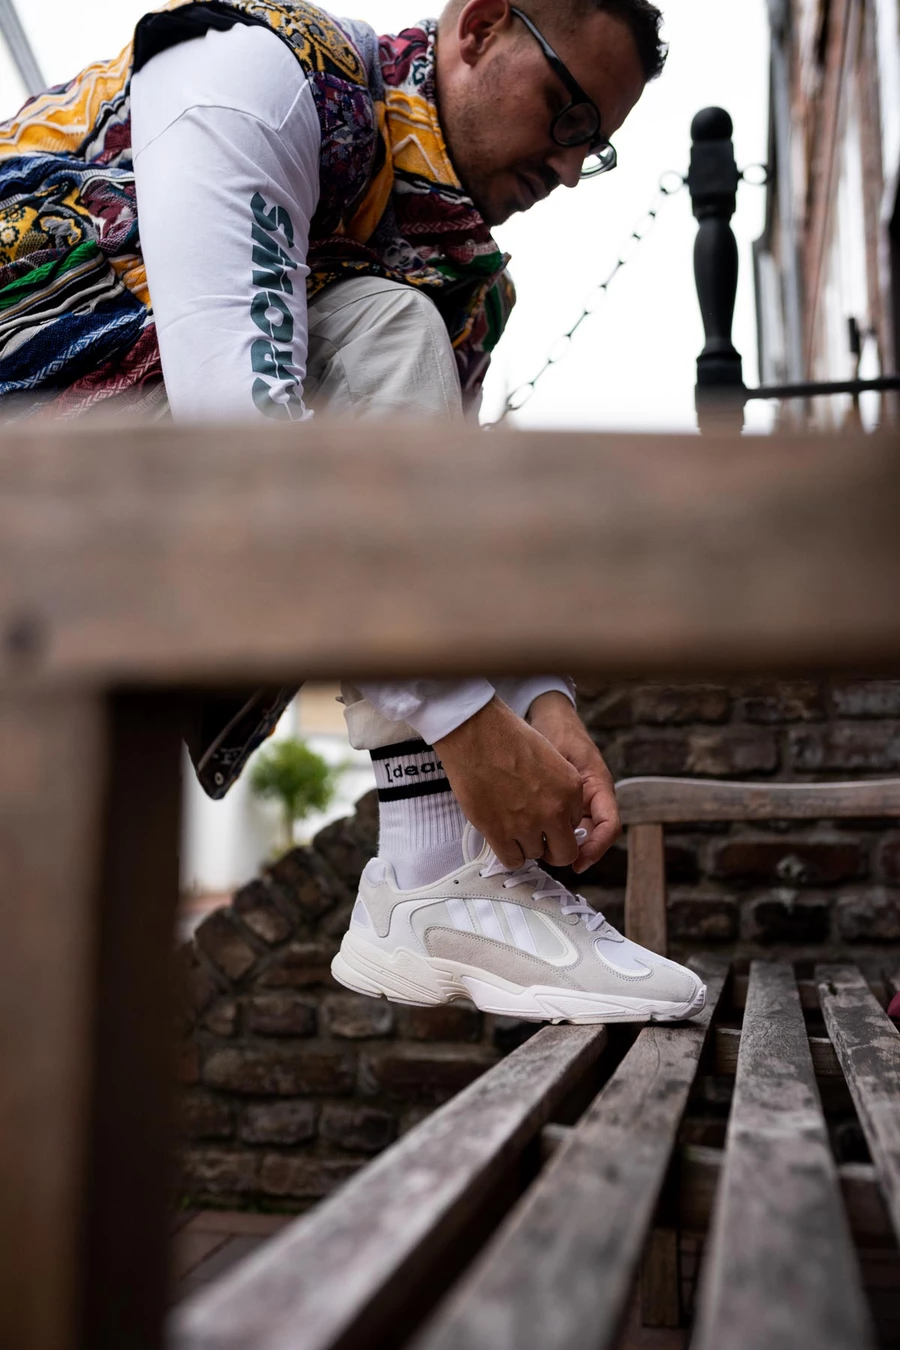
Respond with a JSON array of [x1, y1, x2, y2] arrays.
[[249, 738, 341, 853]]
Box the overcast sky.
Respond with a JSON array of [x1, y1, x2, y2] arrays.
[[2, 0, 773, 432]]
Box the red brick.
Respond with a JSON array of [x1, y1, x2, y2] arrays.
[[830, 680, 900, 719], [667, 897, 738, 941], [258, 941, 337, 987], [312, 818, 377, 895], [787, 724, 900, 773], [266, 849, 341, 920], [619, 729, 778, 778], [240, 1100, 318, 1145], [202, 1045, 355, 1096], [179, 1092, 234, 1141], [233, 880, 293, 945], [710, 838, 865, 887], [194, 910, 259, 982], [739, 681, 826, 723], [878, 835, 900, 882], [360, 1045, 498, 1098], [395, 1004, 483, 1042], [741, 895, 831, 944], [246, 993, 317, 1037], [183, 961, 220, 1018], [631, 684, 730, 725], [180, 1148, 259, 1197], [579, 687, 634, 730], [322, 993, 395, 1039], [836, 890, 900, 942], [319, 1104, 398, 1153], [202, 998, 239, 1037], [260, 1155, 360, 1200]]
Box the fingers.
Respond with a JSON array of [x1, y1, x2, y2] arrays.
[[572, 817, 619, 873], [540, 822, 580, 867]]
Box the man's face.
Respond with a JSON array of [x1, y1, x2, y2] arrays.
[[438, 3, 647, 227]]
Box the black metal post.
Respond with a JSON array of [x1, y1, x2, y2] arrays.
[[689, 107, 745, 431]]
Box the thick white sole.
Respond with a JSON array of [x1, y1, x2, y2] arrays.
[[331, 931, 707, 1025]]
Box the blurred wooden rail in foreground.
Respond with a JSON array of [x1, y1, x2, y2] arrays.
[[1, 420, 900, 1350], [2, 422, 900, 685]]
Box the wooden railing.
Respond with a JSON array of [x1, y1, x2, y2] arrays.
[[2, 419, 900, 1350]]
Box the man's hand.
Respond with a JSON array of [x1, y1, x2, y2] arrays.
[[433, 697, 583, 868], [527, 692, 621, 873]]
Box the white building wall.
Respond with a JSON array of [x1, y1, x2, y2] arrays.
[[180, 686, 375, 897]]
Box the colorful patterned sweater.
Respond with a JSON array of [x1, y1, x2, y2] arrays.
[[0, 0, 515, 417]]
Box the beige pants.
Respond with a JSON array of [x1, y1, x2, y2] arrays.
[[306, 276, 466, 750], [305, 275, 464, 423]]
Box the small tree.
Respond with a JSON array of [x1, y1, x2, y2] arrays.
[[249, 737, 339, 855]]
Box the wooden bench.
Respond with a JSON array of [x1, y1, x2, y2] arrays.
[[4, 419, 900, 1349], [171, 775, 900, 1350]]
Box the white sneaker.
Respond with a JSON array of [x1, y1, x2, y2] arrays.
[[331, 825, 706, 1024]]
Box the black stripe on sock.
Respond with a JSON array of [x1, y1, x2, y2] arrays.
[[370, 738, 431, 761], [377, 778, 452, 803]]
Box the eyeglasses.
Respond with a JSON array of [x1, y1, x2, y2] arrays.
[[509, 6, 617, 178]]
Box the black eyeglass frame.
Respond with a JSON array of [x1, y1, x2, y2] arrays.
[[509, 5, 617, 178]]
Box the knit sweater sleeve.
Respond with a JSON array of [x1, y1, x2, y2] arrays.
[[131, 22, 320, 422]]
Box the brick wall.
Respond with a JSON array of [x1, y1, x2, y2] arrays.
[[569, 677, 900, 963], [179, 792, 520, 1210], [178, 677, 900, 1209]]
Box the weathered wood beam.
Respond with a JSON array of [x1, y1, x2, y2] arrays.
[[817, 964, 900, 1247], [693, 961, 873, 1350], [618, 776, 900, 825], [713, 1025, 840, 1077], [408, 957, 727, 1350], [0, 692, 105, 1350], [2, 423, 900, 688], [171, 1025, 607, 1350]]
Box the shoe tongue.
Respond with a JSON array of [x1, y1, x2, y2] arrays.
[[462, 822, 490, 863]]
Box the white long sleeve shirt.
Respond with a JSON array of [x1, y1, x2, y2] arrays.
[[131, 22, 575, 742]]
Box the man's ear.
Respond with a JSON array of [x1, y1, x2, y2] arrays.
[[456, 0, 513, 67]]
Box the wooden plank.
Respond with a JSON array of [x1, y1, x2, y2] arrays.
[[409, 958, 727, 1350], [0, 691, 106, 1350], [3, 424, 900, 688], [714, 1025, 841, 1077], [625, 823, 667, 955], [79, 691, 184, 1350], [817, 964, 900, 1243], [693, 962, 873, 1350], [679, 1147, 893, 1243], [732, 972, 888, 1013], [171, 1023, 608, 1350], [618, 776, 900, 825]]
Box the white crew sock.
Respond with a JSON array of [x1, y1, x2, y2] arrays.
[[369, 738, 466, 889]]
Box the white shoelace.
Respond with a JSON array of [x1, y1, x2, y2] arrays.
[[478, 855, 622, 939]]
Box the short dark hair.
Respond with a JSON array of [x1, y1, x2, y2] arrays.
[[440, 0, 668, 83], [594, 0, 667, 82]]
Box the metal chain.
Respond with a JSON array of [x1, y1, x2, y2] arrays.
[[484, 170, 686, 427]]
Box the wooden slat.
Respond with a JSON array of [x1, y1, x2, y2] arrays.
[[625, 823, 667, 955], [694, 962, 873, 1350], [732, 972, 888, 1012], [170, 1024, 607, 1350], [409, 958, 727, 1350], [618, 776, 900, 824], [3, 424, 900, 688], [714, 1025, 841, 1077], [817, 964, 900, 1243], [679, 1146, 893, 1243], [0, 691, 106, 1350]]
